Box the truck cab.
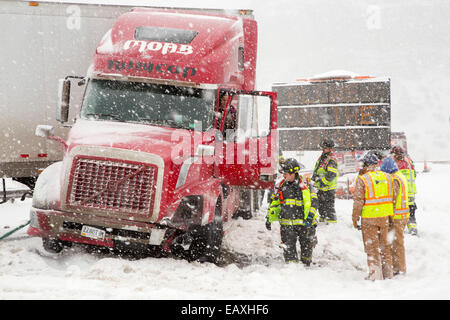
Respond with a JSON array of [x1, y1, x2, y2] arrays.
[[28, 7, 277, 263]]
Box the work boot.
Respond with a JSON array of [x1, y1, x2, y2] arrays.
[[326, 213, 338, 224], [407, 223, 418, 236]]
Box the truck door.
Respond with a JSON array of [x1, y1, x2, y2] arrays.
[[214, 89, 277, 189]]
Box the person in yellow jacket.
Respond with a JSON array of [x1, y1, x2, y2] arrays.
[[266, 158, 319, 265], [312, 138, 339, 223], [380, 156, 410, 275], [352, 152, 399, 280]]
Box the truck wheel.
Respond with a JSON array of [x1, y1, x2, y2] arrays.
[[232, 209, 252, 220], [42, 238, 64, 253], [190, 198, 223, 263]]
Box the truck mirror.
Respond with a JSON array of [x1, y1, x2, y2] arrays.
[[56, 78, 71, 123], [35, 125, 54, 138]]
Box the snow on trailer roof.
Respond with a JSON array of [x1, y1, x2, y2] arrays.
[[273, 70, 390, 86]]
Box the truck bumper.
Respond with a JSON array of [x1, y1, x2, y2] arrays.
[[27, 207, 174, 251]]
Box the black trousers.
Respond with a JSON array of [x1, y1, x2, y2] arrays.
[[317, 189, 337, 222], [280, 225, 316, 265], [408, 203, 417, 224]]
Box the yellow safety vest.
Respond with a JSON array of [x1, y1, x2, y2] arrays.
[[313, 154, 339, 191], [267, 178, 316, 225], [398, 157, 417, 205], [360, 171, 394, 218], [393, 172, 410, 220]]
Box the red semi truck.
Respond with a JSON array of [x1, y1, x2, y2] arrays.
[[28, 6, 278, 263]]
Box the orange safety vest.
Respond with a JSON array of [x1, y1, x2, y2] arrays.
[[393, 171, 410, 220], [360, 171, 394, 218]]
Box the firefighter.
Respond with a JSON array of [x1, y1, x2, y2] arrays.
[[312, 138, 339, 223], [380, 156, 410, 275], [352, 152, 398, 280], [391, 146, 418, 235], [265, 155, 286, 205], [265, 158, 319, 265]]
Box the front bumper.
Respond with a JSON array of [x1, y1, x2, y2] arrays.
[[28, 207, 173, 250]]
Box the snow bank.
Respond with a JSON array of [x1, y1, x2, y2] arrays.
[[0, 163, 448, 299]]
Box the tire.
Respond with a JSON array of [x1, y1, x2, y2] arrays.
[[189, 197, 223, 263], [42, 238, 64, 253], [232, 209, 252, 220]]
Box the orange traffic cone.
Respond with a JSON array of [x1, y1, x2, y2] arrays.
[[423, 159, 431, 172]]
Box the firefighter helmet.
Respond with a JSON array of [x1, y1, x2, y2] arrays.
[[320, 138, 335, 149], [280, 158, 303, 174]]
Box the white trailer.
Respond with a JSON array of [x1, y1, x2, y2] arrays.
[[0, 0, 133, 194]]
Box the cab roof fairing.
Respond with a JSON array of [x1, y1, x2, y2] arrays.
[[91, 8, 256, 87]]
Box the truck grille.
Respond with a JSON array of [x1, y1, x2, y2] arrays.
[[67, 157, 157, 215]]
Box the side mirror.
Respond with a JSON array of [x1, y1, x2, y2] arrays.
[[35, 124, 68, 152], [35, 125, 54, 138], [56, 78, 71, 123]]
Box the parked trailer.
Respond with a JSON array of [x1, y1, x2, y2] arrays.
[[0, 1, 134, 194]]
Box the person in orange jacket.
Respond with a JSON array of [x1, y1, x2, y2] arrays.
[[352, 152, 399, 280]]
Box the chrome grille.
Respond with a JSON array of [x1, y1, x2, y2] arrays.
[[68, 157, 157, 215]]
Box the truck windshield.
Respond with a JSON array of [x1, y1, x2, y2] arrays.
[[80, 79, 215, 131]]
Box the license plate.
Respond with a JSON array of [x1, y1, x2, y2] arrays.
[[81, 225, 106, 240]]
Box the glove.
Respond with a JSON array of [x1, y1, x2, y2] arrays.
[[265, 216, 271, 230], [353, 219, 361, 230], [305, 213, 314, 227]]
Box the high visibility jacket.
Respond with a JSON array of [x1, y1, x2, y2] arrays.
[[312, 152, 339, 191], [267, 176, 318, 226], [396, 156, 416, 205], [393, 171, 410, 220], [360, 171, 394, 218]]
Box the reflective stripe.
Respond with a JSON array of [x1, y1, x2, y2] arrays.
[[284, 198, 303, 206], [301, 255, 312, 261], [394, 172, 410, 218], [327, 167, 338, 174], [393, 213, 409, 220], [279, 219, 304, 225], [364, 197, 394, 205]]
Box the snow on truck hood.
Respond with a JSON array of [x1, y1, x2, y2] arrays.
[[66, 119, 201, 163]]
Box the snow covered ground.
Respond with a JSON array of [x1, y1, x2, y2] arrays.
[[0, 162, 448, 300]]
